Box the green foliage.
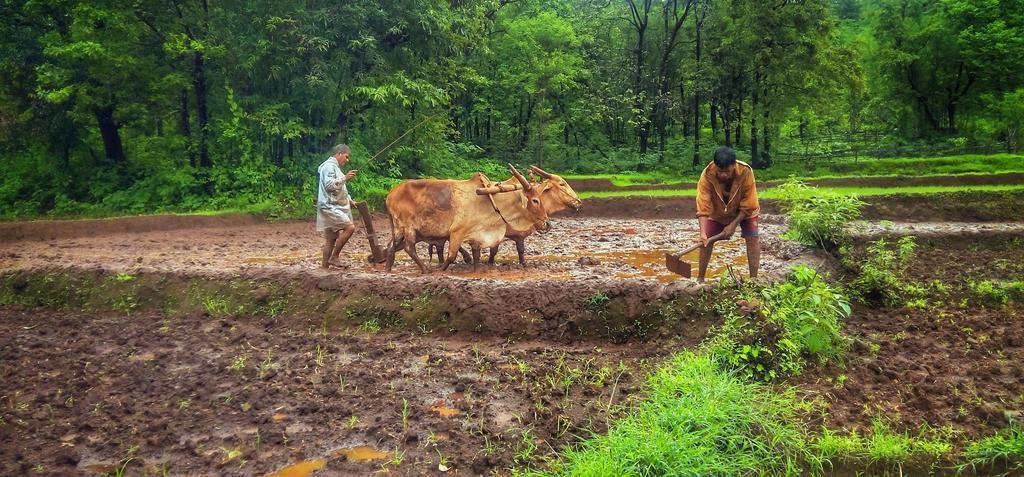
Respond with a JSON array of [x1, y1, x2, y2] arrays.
[[357, 319, 381, 333], [816, 420, 953, 468], [202, 297, 230, 317], [583, 292, 610, 311], [845, 236, 919, 306], [1, 0, 1021, 220], [533, 352, 816, 476], [968, 279, 1024, 307], [707, 265, 851, 381], [960, 426, 1024, 475], [775, 180, 864, 250]]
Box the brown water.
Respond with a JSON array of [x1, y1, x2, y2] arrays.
[[263, 459, 326, 477], [430, 403, 463, 417], [330, 446, 390, 461], [602, 245, 750, 283]]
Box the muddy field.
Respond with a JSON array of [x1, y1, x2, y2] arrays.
[[796, 234, 1024, 441], [0, 305, 713, 476], [0, 216, 801, 282], [2, 206, 1023, 475]]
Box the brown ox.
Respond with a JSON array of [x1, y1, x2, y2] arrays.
[[432, 166, 582, 265], [486, 165, 581, 265], [385, 165, 549, 273]]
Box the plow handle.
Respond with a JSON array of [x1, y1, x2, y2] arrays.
[[353, 201, 386, 263]]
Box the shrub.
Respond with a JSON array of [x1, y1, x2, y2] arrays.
[[846, 236, 918, 306], [774, 180, 865, 250], [707, 265, 852, 381]]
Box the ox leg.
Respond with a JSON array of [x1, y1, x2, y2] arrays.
[[515, 238, 526, 266], [385, 236, 404, 273], [438, 242, 448, 264], [441, 237, 463, 271], [427, 244, 437, 263], [405, 239, 428, 274], [471, 245, 481, 272], [487, 245, 498, 265], [459, 246, 473, 264]]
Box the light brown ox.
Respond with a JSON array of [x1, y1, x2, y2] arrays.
[[486, 165, 581, 265], [384, 165, 550, 273], [427, 166, 581, 265]]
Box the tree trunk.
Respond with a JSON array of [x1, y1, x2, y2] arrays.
[[750, 72, 759, 167], [193, 51, 210, 168], [710, 97, 718, 139], [179, 89, 195, 168], [94, 105, 126, 164], [735, 99, 742, 146]]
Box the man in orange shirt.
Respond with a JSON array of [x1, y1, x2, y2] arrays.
[[694, 146, 760, 282]]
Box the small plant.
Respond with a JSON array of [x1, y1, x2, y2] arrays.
[[401, 398, 409, 433], [358, 319, 381, 333], [112, 294, 139, 316], [227, 354, 246, 371], [707, 265, 851, 381], [775, 180, 864, 250], [257, 350, 275, 378], [314, 344, 326, 367], [114, 273, 136, 282], [970, 280, 1010, 307], [203, 296, 230, 317], [846, 236, 919, 306], [583, 292, 610, 311], [347, 415, 359, 429]]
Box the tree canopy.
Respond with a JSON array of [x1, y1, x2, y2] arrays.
[[1, 0, 1021, 218]]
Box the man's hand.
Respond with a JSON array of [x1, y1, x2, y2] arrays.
[[694, 230, 709, 247], [345, 169, 358, 180], [721, 223, 738, 239]]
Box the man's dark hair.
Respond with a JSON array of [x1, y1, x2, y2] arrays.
[[713, 146, 737, 168]]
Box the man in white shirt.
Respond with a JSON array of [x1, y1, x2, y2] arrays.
[[317, 144, 358, 268]]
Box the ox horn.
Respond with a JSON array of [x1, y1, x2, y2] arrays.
[[529, 165, 554, 179], [508, 163, 533, 192]]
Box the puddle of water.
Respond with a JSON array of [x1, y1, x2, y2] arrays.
[[271, 413, 288, 421], [430, 404, 463, 417], [330, 446, 390, 462], [263, 459, 326, 477], [597, 244, 749, 283]]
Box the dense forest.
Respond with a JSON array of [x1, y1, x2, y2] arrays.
[[1, 0, 1022, 217]]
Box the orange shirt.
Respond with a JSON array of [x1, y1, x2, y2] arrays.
[[695, 160, 760, 223]]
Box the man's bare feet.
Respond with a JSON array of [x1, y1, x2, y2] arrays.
[[328, 258, 347, 269]]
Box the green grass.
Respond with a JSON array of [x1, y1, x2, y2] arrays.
[[578, 183, 1024, 199], [568, 153, 1024, 185], [530, 352, 816, 477], [959, 426, 1024, 474], [815, 421, 953, 468]]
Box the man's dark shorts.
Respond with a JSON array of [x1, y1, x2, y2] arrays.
[[706, 216, 760, 238]]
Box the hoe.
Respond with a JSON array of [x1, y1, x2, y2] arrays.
[[664, 231, 729, 278]]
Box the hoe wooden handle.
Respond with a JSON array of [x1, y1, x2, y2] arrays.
[[671, 231, 729, 258]]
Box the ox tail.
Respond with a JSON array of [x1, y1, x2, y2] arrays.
[[386, 210, 402, 252]]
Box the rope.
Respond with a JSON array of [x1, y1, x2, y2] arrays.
[[479, 174, 513, 227]]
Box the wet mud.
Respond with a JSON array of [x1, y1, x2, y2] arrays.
[[0, 306, 696, 476], [0, 217, 814, 340], [794, 235, 1024, 441]]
